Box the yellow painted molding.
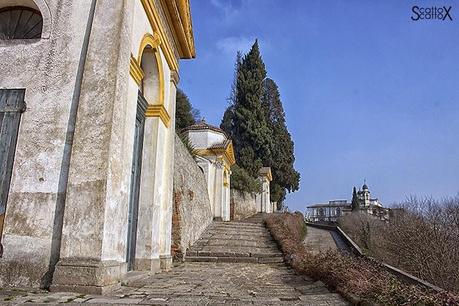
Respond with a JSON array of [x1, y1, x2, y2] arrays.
[[145, 104, 171, 127], [138, 33, 165, 105], [130, 54, 145, 86], [223, 170, 229, 187], [224, 141, 236, 166], [140, 0, 180, 71], [194, 141, 236, 168], [138, 33, 161, 61]]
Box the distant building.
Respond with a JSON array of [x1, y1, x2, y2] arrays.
[[306, 184, 390, 222]]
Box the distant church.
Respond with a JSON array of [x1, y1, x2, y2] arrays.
[[306, 183, 390, 222]]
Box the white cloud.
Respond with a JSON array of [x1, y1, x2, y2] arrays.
[[209, 0, 247, 23], [216, 36, 255, 55]]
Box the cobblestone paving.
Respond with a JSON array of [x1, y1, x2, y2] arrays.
[[0, 215, 348, 305], [0, 263, 347, 305]]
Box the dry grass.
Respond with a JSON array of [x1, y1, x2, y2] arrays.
[[339, 195, 459, 294], [265, 213, 459, 306]]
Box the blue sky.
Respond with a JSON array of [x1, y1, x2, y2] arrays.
[[179, 0, 459, 212]]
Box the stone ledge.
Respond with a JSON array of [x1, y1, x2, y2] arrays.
[[51, 258, 123, 294], [134, 258, 161, 272]]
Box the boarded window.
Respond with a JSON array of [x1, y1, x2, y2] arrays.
[[0, 89, 26, 248], [0, 7, 43, 40]]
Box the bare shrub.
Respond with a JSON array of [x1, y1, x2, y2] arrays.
[[267, 212, 459, 306], [339, 195, 459, 293]]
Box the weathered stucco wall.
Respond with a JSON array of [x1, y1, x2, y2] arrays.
[[231, 190, 257, 221], [0, 0, 95, 288], [172, 135, 212, 260]]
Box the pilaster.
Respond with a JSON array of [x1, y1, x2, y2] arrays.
[[52, 0, 133, 293]]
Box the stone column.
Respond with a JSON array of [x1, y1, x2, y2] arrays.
[[213, 162, 224, 220], [264, 178, 271, 213]]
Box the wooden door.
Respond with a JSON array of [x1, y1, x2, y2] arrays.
[[126, 92, 148, 271], [0, 89, 26, 255]]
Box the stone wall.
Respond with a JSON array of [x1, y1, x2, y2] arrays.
[[230, 190, 257, 221], [172, 135, 212, 260]]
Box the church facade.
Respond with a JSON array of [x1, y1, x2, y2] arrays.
[[0, 0, 195, 293], [306, 184, 390, 222]]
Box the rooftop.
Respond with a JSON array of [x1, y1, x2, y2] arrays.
[[182, 120, 229, 138]]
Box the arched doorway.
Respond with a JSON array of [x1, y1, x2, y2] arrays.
[[126, 33, 164, 271]]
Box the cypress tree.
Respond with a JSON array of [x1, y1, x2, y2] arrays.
[[351, 186, 359, 211], [230, 40, 272, 176], [221, 52, 242, 135], [261, 78, 300, 205], [221, 41, 300, 206], [175, 88, 199, 130]]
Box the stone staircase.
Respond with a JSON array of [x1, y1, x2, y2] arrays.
[[186, 214, 284, 264]]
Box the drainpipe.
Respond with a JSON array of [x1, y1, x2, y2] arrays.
[[42, 0, 98, 289]]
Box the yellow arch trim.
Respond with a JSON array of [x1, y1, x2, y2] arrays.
[[137, 33, 164, 106]]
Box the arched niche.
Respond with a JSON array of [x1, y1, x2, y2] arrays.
[[0, 0, 51, 39], [138, 33, 164, 105]]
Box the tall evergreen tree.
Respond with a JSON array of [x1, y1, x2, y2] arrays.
[[261, 78, 300, 205], [221, 52, 242, 135], [351, 186, 359, 211], [221, 41, 300, 206], [229, 40, 272, 176], [175, 88, 199, 130]]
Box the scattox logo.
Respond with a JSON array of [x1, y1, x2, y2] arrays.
[[411, 6, 453, 21]]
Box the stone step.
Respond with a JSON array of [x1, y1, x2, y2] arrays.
[[194, 237, 276, 244], [190, 244, 278, 251], [186, 256, 283, 264], [188, 245, 280, 252], [205, 233, 270, 239], [204, 231, 273, 237], [187, 250, 282, 258], [213, 221, 265, 228], [204, 240, 278, 248], [207, 229, 270, 235], [200, 235, 277, 245], [210, 225, 266, 231]]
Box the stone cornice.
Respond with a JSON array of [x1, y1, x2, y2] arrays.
[[140, 0, 196, 72], [259, 167, 273, 182], [161, 0, 196, 59], [170, 70, 180, 85]]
